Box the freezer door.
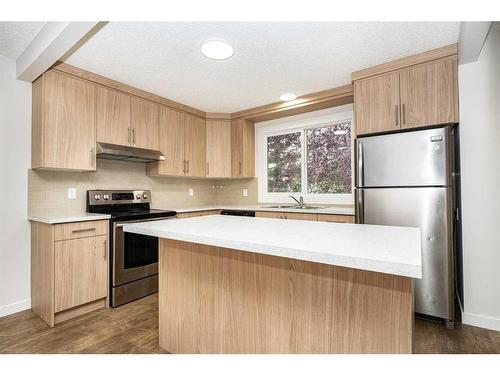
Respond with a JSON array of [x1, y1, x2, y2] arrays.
[[356, 127, 451, 187], [356, 187, 454, 320]]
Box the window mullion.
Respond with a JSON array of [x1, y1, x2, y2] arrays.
[[301, 129, 307, 196]]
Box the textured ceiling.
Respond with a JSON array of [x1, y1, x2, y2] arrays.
[[0, 22, 46, 59], [71, 22, 458, 112]]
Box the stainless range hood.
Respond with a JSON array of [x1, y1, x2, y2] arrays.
[[96, 142, 165, 163]]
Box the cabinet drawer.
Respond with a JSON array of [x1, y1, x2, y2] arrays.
[[54, 220, 108, 241], [317, 214, 355, 223]]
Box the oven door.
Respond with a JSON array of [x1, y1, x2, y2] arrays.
[[113, 218, 165, 287]]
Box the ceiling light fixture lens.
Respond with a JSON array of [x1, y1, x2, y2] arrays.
[[280, 93, 297, 101], [201, 40, 234, 60]]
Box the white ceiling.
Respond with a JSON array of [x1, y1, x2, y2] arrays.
[[3, 22, 460, 113], [0, 22, 46, 59]]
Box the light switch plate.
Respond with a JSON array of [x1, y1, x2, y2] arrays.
[[188, 188, 194, 196], [67, 187, 77, 200], [243, 188, 248, 197]]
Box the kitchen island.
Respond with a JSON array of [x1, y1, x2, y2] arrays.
[[123, 215, 421, 354]]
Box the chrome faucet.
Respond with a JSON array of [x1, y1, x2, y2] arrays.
[[289, 195, 305, 208]]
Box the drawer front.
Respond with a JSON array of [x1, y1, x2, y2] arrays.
[[317, 214, 355, 223], [54, 220, 108, 241], [176, 210, 220, 219], [283, 212, 318, 221], [255, 211, 284, 219]]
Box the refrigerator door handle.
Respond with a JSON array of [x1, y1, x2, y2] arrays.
[[357, 140, 364, 188], [355, 189, 364, 224]]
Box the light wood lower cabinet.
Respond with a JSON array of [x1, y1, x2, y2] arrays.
[[31, 220, 109, 327], [176, 210, 221, 219], [256, 211, 354, 223]]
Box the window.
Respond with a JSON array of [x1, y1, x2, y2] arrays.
[[257, 106, 353, 205]]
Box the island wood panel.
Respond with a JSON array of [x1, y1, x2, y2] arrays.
[[130, 97, 159, 150], [35, 70, 96, 171], [354, 72, 400, 136], [96, 86, 131, 147], [159, 239, 413, 354], [399, 56, 457, 129], [30, 222, 55, 327], [206, 119, 232, 178]]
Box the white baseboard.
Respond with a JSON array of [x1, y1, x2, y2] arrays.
[[0, 299, 31, 318], [462, 311, 500, 332]]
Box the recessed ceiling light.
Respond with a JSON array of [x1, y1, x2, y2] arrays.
[[280, 93, 297, 101], [200, 40, 234, 60]]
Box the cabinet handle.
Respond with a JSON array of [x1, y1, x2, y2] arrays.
[[239, 161, 242, 176], [128, 128, 131, 144], [90, 147, 94, 168], [395, 105, 399, 126], [187, 160, 189, 174], [207, 162, 210, 176], [182, 160, 186, 174], [402, 103, 406, 125], [132, 128, 136, 144], [72, 228, 96, 233], [103, 239, 107, 260]]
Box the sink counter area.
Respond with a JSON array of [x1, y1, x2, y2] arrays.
[[124, 215, 421, 354]]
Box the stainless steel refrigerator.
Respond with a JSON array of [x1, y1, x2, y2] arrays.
[[355, 126, 461, 326]]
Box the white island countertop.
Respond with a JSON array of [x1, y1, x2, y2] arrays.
[[123, 215, 422, 278]]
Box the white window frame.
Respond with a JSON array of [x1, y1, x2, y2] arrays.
[[255, 104, 354, 205]]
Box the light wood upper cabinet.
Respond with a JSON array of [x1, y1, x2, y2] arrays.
[[354, 72, 400, 136], [184, 114, 206, 177], [231, 119, 255, 178], [96, 86, 131, 147], [206, 119, 232, 178], [399, 57, 457, 129], [354, 54, 458, 136], [147, 106, 206, 177], [130, 96, 159, 150], [54, 235, 108, 313], [32, 70, 96, 171]]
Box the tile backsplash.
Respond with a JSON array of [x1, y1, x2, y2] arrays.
[[28, 159, 258, 215]]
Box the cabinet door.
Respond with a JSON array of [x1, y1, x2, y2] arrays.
[[255, 211, 284, 219], [43, 71, 96, 171], [317, 214, 355, 223], [206, 119, 232, 177], [283, 212, 318, 221], [231, 119, 255, 178], [399, 57, 456, 129], [96, 86, 131, 146], [184, 114, 206, 177], [54, 236, 107, 312], [130, 97, 159, 150], [354, 72, 400, 136], [151, 106, 185, 176]]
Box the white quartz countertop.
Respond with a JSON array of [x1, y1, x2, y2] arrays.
[[157, 204, 355, 216], [28, 213, 111, 224], [123, 215, 421, 278]]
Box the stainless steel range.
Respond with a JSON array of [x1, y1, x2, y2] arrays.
[[87, 190, 176, 307]]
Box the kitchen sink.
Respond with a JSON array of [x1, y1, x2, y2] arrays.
[[266, 205, 295, 208], [264, 205, 322, 210]]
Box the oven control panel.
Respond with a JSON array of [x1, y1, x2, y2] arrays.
[[88, 190, 152, 205]]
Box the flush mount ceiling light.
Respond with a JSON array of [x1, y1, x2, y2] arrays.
[[280, 93, 297, 101], [200, 40, 234, 60]]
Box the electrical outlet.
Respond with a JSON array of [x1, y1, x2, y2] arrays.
[[243, 188, 248, 197], [67, 187, 77, 200], [188, 188, 194, 196]]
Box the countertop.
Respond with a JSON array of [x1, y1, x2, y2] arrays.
[[123, 215, 422, 278], [28, 213, 111, 224], [158, 204, 355, 216]]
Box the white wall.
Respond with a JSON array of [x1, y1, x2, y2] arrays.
[[459, 24, 500, 331], [0, 55, 32, 317]]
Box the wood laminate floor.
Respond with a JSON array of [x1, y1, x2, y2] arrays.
[[1, 293, 499, 354]]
